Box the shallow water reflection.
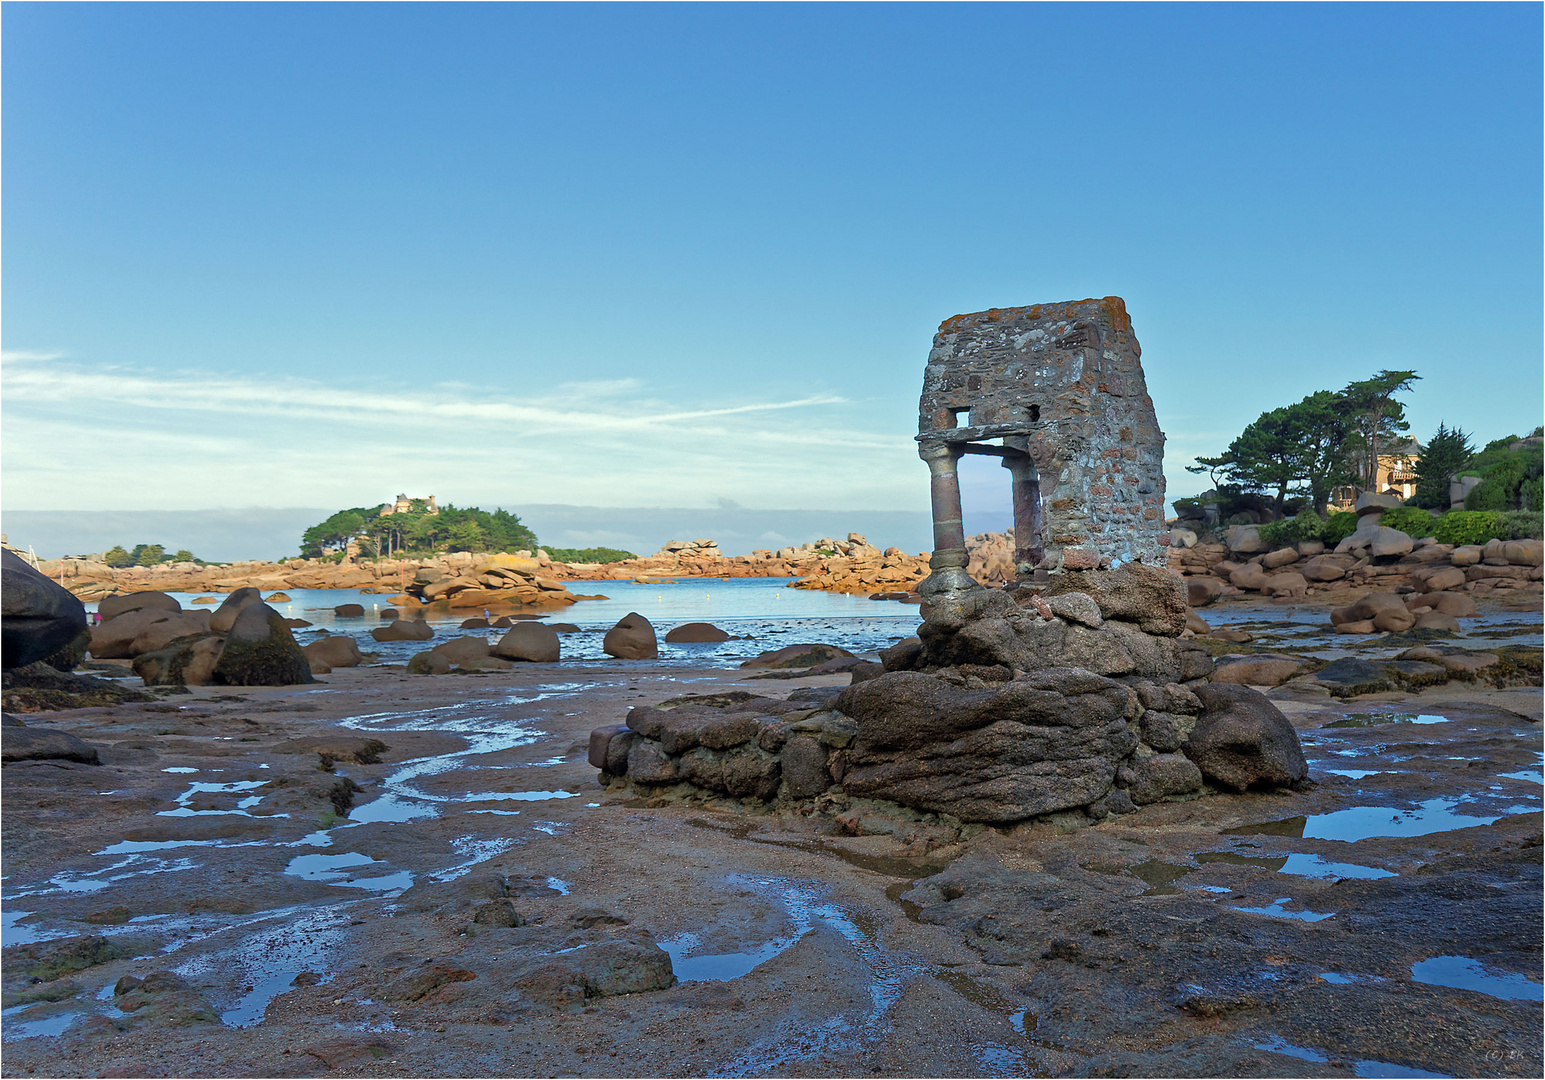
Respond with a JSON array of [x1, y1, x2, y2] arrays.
[[1411, 955, 1543, 1001]]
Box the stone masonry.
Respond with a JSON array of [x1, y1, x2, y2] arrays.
[[917, 297, 1167, 595]]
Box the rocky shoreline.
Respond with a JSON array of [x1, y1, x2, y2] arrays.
[[2, 652, 1540, 1077], [5, 527, 1542, 1077]]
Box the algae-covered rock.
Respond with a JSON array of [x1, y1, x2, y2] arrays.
[[133, 634, 225, 686], [1, 661, 154, 711], [212, 603, 314, 686]]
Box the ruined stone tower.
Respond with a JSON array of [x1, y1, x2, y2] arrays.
[[917, 296, 1166, 596]]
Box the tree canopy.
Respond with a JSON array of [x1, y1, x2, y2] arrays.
[[1342, 370, 1419, 490], [1186, 389, 1353, 515], [299, 502, 539, 558], [1411, 423, 1473, 509]]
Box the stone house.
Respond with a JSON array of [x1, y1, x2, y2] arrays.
[[1331, 438, 1422, 508]]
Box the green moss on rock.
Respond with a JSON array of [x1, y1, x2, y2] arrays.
[[212, 604, 314, 686]]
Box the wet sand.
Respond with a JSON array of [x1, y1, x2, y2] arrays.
[[3, 655, 1541, 1078]]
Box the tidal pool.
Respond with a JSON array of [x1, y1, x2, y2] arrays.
[[1411, 955, 1543, 1001], [1229, 797, 1516, 842]]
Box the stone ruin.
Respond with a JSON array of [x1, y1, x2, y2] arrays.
[[590, 298, 1307, 825], [918, 296, 1167, 592]]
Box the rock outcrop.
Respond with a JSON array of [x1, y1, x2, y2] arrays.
[[663, 622, 730, 643], [603, 613, 658, 661], [491, 623, 561, 663], [2, 550, 88, 670], [211, 603, 314, 686], [594, 567, 1304, 823]]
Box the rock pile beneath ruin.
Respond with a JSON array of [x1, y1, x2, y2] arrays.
[[592, 567, 1308, 823]]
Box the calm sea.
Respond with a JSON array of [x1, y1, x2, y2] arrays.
[[92, 578, 923, 667]]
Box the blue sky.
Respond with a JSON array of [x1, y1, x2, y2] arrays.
[[3, 3, 1540, 549]]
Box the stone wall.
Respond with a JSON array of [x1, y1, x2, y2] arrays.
[[918, 297, 1167, 580]]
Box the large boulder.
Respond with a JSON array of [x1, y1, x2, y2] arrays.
[[1211, 654, 1310, 687], [1331, 592, 1407, 626], [1423, 591, 1478, 618], [1335, 525, 1412, 559], [1301, 656, 1393, 697], [2, 550, 88, 670], [431, 636, 493, 666], [1354, 492, 1402, 516], [741, 643, 854, 669], [90, 608, 207, 660], [128, 611, 212, 656], [663, 622, 731, 643], [834, 667, 1139, 822], [1260, 571, 1308, 598], [1, 725, 101, 765], [1369, 528, 1415, 559], [98, 591, 180, 621], [209, 588, 265, 634], [1261, 547, 1299, 569], [1415, 566, 1466, 593], [1185, 684, 1307, 792], [212, 604, 315, 686], [303, 635, 365, 669], [491, 623, 561, 663], [1186, 577, 1224, 607], [603, 613, 658, 660], [1224, 525, 1266, 554], [1122, 752, 1204, 805], [1041, 565, 1189, 636], [1228, 564, 1269, 591], [1300, 554, 1353, 582], [133, 635, 225, 686], [371, 619, 434, 642], [1503, 539, 1544, 566]]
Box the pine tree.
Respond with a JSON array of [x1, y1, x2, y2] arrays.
[[1412, 424, 1473, 508]]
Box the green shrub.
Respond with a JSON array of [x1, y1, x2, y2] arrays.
[[543, 546, 637, 564], [1171, 497, 1202, 518], [1525, 477, 1544, 513], [1431, 511, 1508, 547], [1321, 512, 1361, 545], [1464, 456, 1527, 511], [102, 545, 133, 568], [1259, 510, 1324, 546], [1379, 507, 1437, 538], [1500, 509, 1544, 540]]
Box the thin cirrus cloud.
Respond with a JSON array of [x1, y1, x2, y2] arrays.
[[0, 351, 924, 511]]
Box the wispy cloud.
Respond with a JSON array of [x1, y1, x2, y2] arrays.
[[1, 355, 922, 511]]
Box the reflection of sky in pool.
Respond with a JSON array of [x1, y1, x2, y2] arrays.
[[1411, 955, 1543, 1001]]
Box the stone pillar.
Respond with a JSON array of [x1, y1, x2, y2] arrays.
[[1002, 449, 1044, 576], [923, 441, 966, 554], [918, 440, 977, 600]]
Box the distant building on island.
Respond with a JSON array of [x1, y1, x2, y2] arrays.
[[378, 493, 439, 517]]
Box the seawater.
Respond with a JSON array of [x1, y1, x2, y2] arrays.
[[89, 579, 924, 667]]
